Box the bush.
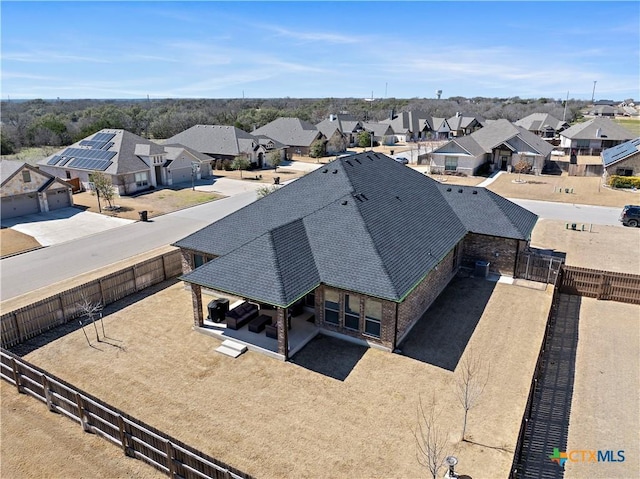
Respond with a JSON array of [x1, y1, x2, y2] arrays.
[[222, 159, 232, 171], [608, 175, 640, 189], [215, 159, 223, 170]]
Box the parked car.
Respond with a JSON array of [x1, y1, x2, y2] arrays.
[[619, 205, 640, 227], [395, 156, 409, 164]]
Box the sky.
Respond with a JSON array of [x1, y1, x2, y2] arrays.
[[1, 1, 639, 101]]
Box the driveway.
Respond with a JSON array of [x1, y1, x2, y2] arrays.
[[1, 207, 134, 246]]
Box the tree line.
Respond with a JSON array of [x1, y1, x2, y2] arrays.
[[0, 96, 588, 155]]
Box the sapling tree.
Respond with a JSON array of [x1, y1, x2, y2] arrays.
[[454, 349, 490, 441], [77, 296, 104, 343], [415, 394, 451, 479]]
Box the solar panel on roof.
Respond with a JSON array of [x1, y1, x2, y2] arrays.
[[67, 158, 112, 171], [47, 156, 62, 165], [92, 132, 115, 143]]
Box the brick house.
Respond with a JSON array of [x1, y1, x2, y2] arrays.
[[601, 137, 640, 178], [174, 153, 537, 359]]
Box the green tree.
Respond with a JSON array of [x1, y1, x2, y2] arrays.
[[358, 131, 372, 148], [90, 172, 116, 210], [1, 131, 16, 155], [268, 150, 282, 171], [231, 155, 251, 178], [309, 139, 326, 158]]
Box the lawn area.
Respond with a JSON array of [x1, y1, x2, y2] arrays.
[[12, 277, 552, 479], [487, 172, 638, 208], [565, 298, 640, 479], [613, 117, 640, 137], [0, 228, 41, 257], [72, 187, 224, 220]]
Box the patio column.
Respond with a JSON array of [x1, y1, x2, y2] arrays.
[[276, 307, 289, 360], [190, 284, 204, 327]]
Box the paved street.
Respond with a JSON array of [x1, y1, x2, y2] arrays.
[[0, 190, 257, 301], [509, 198, 622, 227]]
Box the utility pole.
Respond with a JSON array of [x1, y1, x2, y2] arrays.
[[591, 81, 597, 104], [562, 91, 569, 122]]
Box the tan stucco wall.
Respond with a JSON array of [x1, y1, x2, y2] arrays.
[[1, 168, 50, 197]]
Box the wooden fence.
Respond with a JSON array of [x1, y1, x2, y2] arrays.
[[1, 249, 183, 349], [0, 348, 254, 479], [560, 266, 640, 305]]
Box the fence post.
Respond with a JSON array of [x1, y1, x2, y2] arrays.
[[42, 375, 55, 411], [546, 258, 554, 284], [118, 416, 135, 457], [597, 273, 606, 300], [161, 253, 168, 280], [98, 278, 107, 306], [11, 357, 23, 393], [524, 254, 531, 280], [165, 440, 176, 477], [75, 393, 91, 432]]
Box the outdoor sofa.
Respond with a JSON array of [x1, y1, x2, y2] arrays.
[[225, 302, 259, 330]]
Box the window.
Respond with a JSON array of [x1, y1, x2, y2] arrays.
[[305, 292, 315, 308], [193, 254, 209, 268], [364, 298, 382, 338], [324, 289, 340, 325], [22, 170, 31, 183], [576, 139, 589, 148], [445, 156, 458, 171], [616, 168, 633, 176], [135, 172, 148, 187], [65, 171, 71, 179], [344, 294, 360, 330]]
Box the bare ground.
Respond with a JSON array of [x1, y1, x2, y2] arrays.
[[487, 173, 638, 208], [531, 219, 640, 274], [6, 277, 551, 479], [0, 229, 41, 257], [565, 298, 640, 479], [0, 382, 165, 479]]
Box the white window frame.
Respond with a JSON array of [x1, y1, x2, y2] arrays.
[[364, 298, 382, 338]]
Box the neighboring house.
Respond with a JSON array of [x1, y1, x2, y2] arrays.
[[515, 113, 569, 138], [162, 144, 217, 186], [559, 117, 635, 156], [429, 119, 553, 174], [165, 125, 284, 169], [601, 137, 640, 178], [252, 118, 325, 157], [1, 160, 73, 219], [316, 114, 363, 151], [174, 153, 537, 359], [589, 105, 619, 117], [40, 129, 176, 195], [361, 122, 395, 146], [381, 110, 434, 142], [430, 117, 452, 140], [446, 113, 485, 137]]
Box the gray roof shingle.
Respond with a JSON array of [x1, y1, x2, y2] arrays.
[[177, 153, 537, 307], [252, 117, 322, 148], [601, 137, 640, 166], [560, 117, 635, 141], [165, 125, 258, 157]]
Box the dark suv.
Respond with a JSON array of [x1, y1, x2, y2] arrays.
[[619, 205, 640, 227]]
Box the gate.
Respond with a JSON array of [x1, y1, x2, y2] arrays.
[[515, 252, 564, 284]]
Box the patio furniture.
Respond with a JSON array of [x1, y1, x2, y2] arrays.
[[225, 302, 259, 330], [265, 323, 278, 339], [248, 314, 272, 333]]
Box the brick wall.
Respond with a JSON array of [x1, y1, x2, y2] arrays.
[[314, 285, 396, 350], [463, 233, 525, 275], [605, 152, 640, 177], [396, 245, 461, 346]]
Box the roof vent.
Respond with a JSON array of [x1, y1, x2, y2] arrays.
[[341, 200, 348, 205], [446, 187, 452, 192], [367, 155, 374, 161], [472, 190, 478, 195], [322, 169, 328, 173], [354, 194, 363, 202], [332, 170, 338, 174], [346, 160, 353, 167], [355, 158, 362, 164], [360, 193, 368, 201], [458, 189, 463, 193], [395, 195, 401, 201]]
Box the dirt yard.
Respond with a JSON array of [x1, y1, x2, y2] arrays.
[[530, 219, 640, 274], [71, 187, 223, 220], [487, 173, 637, 208], [0, 382, 164, 479], [565, 298, 640, 479], [0, 228, 41, 257], [6, 277, 552, 479]]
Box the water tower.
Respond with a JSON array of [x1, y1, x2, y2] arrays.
[[436, 89, 443, 100]]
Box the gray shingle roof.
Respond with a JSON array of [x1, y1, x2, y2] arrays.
[[560, 117, 635, 141], [515, 113, 568, 132], [39, 129, 162, 175], [252, 117, 322, 148], [601, 137, 640, 166], [177, 153, 537, 307], [165, 125, 257, 157], [0, 160, 26, 184]]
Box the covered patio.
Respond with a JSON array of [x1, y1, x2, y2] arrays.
[[189, 285, 319, 360]]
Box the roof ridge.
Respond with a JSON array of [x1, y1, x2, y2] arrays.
[[484, 189, 529, 238]]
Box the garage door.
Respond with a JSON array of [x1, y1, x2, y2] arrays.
[[47, 189, 71, 210], [171, 167, 192, 185], [1, 194, 40, 219]]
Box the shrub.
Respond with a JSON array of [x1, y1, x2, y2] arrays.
[[608, 175, 640, 189], [215, 159, 223, 170], [222, 159, 232, 171]]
